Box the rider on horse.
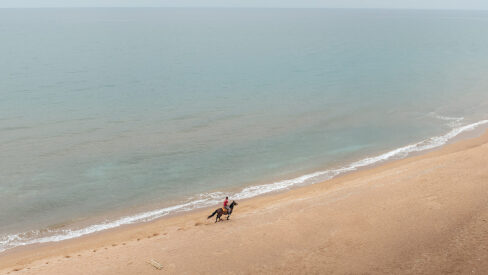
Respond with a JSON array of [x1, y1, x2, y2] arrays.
[[208, 198, 238, 222], [223, 196, 230, 214]]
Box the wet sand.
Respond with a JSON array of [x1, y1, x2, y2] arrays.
[[1, 130, 488, 274]]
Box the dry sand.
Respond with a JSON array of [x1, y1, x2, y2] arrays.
[[2, 130, 488, 274]]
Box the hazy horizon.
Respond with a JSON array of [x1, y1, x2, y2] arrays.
[[1, 0, 488, 10]]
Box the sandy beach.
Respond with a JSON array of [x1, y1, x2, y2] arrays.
[[1, 129, 488, 274]]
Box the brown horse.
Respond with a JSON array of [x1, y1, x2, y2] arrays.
[[207, 201, 238, 222]]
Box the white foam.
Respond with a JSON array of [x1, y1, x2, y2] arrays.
[[1, 118, 487, 253], [429, 112, 465, 127]]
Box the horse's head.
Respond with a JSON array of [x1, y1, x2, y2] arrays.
[[230, 201, 238, 207]]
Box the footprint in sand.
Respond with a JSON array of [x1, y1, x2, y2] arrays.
[[424, 195, 442, 209]]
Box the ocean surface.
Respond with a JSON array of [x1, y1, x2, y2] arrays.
[[1, 8, 488, 253]]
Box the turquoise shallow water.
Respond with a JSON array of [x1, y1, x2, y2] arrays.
[[1, 8, 488, 252]]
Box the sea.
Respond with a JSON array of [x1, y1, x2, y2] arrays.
[[1, 8, 488, 253]]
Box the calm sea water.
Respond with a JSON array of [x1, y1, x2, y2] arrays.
[[1, 8, 488, 252]]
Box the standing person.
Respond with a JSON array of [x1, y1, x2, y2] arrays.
[[223, 196, 230, 214]]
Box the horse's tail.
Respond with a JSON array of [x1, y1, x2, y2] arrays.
[[207, 210, 218, 219]]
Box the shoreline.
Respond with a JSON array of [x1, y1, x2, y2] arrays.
[[1, 127, 488, 273], [1, 119, 487, 256]]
